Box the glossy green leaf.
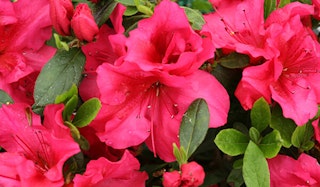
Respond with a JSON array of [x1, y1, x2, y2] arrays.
[[291, 122, 314, 151], [243, 141, 270, 187], [0, 90, 14, 107], [264, 0, 276, 19], [182, 6, 205, 30], [33, 48, 85, 114], [219, 52, 250, 69], [95, 0, 118, 26], [259, 130, 282, 158], [270, 106, 296, 148], [214, 129, 250, 156], [251, 98, 271, 133], [180, 98, 210, 158], [73, 98, 102, 128]]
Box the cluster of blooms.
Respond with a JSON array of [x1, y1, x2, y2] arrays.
[[0, 0, 320, 186]]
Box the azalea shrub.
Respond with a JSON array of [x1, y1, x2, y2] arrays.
[[1, 0, 320, 186]]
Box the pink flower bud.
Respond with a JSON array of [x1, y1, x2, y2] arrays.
[[71, 3, 99, 42], [49, 0, 74, 36], [180, 161, 205, 187]]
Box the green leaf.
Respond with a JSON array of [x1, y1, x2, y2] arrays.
[[180, 98, 210, 159], [214, 129, 250, 156], [264, 0, 276, 19], [94, 0, 118, 27], [218, 52, 250, 69], [191, 0, 213, 13], [33, 48, 85, 114], [243, 141, 270, 187], [55, 84, 78, 104], [251, 98, 271, 132], [173, 143, 188, 167], [227, 169, 244, 187], [259, 130, 282, 158], [124, 6, 138, 16], [270, 106, 296, 148], [72, 98, 102, 128], [63, 95, 79, 121], [291, 122, 314, 151], [115, 0, 135, 6], [182, 6, 205, 30], [278, 0, 290, 7], [249, 127, 261, 144], [0, 90, 14, 107], [54, 33, 69, 51]]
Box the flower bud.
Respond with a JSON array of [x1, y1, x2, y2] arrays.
[[49, 0, 74, 36], [71, 3, 99, 42]]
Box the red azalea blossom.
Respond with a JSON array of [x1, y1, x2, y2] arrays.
[[202, 0, 271, 60], [0, 103, 80, 186], [235, 12, 320, 125], [73, 150, 148, 187], [163, 161, 205, 187], [313, 0, 320, 19], [0, 0, 56, 104], [268, 154, 320, 186], [49, 0, 74, 36], [92, 0, 229, 161], [71, 3, 99, 42]]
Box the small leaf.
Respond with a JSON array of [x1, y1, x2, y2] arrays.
[[270, 106, 296, 148], [73, 98, 101, 127], [124, 6, 138, 16], [259, 130, 282, 158], [180, 98, 210, 159], [251, 98, 271, 133], [33, 48, 85, 114], [54, 33, 69, 51], [0, 90, 14, 107], [63, 95, 79, 121], [65, 121, 81, 139], [214, 129, 250, 156], [264, 0, 276, 19], [291, 122, 314, 151], [243, 141, 270, 187], [227, 169, 244, 187], [55, 84, 78, 104], [182, 6, 205, 30], [249, 127, 261, 144], [219, 52, 250, 69]]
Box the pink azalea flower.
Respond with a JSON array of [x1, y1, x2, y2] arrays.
[[79, 4, 126, 100], [49, 0, 74, 36], [235, 14, 320, 125], [0, 103, 80, 186], [163, 161, 205, 187], [71, 3, 99, 42], [93, 0, 229, 162], [202, 0, 271, 59], [313, 0, 320, 19], [73, 150, 148, 187], [0, 0, 56, 104], [268, 154, 320, 186]]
